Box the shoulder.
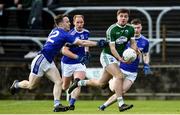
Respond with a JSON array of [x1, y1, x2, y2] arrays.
[[83, 28, 90, 33], [140, 35, 149, 42], [69, 28, 76, 35], [106, 23, 117, 33], [126, 24, 134, 30], [82, 28, 90, 35]]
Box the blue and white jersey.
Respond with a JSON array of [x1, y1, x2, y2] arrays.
[[40, 27, 77, 63], [120, 34, 149, 72], [61, 28, 90, 64]]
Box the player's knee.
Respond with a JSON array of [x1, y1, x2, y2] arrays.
[[28, 85, 36, 90], [55, 79, 62, 87], [122, 90, 126, 94], [62, 84, 69, 90], [99, 82, 107, 88], [115, 75, 123, 79]]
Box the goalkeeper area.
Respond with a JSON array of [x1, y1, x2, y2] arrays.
[[0, 100, 180, 114]]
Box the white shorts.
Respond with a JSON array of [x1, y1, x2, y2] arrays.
[[100, 52, 119, 68], [120, 69, 137, 82], [31, 54, 55, 77], [61, 62, 86, 77], [109, 69, 137, 91]]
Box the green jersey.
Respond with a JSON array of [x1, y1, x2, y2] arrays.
[[103, 23, 135, 56]]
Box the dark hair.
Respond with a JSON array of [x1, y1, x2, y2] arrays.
[[54, 14, 68, 25], [131, 18, 142, 25], [117, 9, 130, 16]]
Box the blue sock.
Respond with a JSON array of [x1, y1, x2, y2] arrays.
[[69, 98, 76, 106], [54, 99, 60, 107]]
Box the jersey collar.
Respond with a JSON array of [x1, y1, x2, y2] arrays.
[[116, 23, 127, 28], [135, 34, 142, 39], [74, 27, 84, 33]]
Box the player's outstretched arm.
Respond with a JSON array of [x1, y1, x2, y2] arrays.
[[74, 39, 108, 47]]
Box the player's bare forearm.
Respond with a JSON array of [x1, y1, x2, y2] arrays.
[[76, 39, 97, 47], [61, 46, 78, 59], [143, 53, 150, 64], [130, 39, 141, 55], [110, 43, 122, 61]]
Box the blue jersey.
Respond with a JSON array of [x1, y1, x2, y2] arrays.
[[120, 35, 149, 72], [40, 27, 77, 63], [61, 28, 90, 64]]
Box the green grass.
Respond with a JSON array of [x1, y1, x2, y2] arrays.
[[0, 100, 180, 114]]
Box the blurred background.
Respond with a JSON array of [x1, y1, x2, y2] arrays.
[[0, 0, 180, 100]]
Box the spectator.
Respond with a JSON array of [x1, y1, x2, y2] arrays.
[[27, 0, 43, 30], [46, 0, 60, 10]]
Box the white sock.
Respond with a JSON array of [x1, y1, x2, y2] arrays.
[[117, 96, 124, 107], [103, 102, 108, 107], [78, 80, 87, 86], [14, 82, 19, 88]]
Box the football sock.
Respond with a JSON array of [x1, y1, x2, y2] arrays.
[[78, 80, 87, 86], [117, 96, 124, 107], [69, 98, 76, 106], [54, 99, 60, 107], [14, 81, 19, 88], [99, 104, 106, 110]]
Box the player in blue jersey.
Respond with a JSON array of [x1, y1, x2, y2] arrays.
[[9, 14, 107, 112], [60, 15, 90, 110], [98, 18, 152, 111]]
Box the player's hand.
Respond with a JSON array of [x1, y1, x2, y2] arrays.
[[119, 57, 131, 64], [65, 43, 78, 48], [143, 64, 153, 75], [76, 55, 89, 65], [97, 39, 109, 48]]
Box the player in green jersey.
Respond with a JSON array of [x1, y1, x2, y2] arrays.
[[68, 9, 138, 112]]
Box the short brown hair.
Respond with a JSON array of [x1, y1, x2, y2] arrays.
[[131, 18, 142, 25], [117, 9, 130, 16], [54, 14, 68, 25]]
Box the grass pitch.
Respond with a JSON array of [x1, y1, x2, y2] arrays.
[[0, 100, 180, 114]]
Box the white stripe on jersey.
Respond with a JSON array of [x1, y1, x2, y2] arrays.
[[106, 24, 116, 42]]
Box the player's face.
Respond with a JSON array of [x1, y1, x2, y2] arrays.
[[62, 17, 71, 31], [73, 17, 84, 31], [117, 13, 129, 26], [132, 24, 142, 37]]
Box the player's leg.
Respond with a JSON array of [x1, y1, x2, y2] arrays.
[[10, 73, 41, 95], [45, 64, 68, 112], [99, 70, 136, 111], [69, 63, 86, 110], [61, 61, 73, 90], [105, 63, 130, 111], [99, 78, 134, 110], [68, 71, 85, 110], [68, 68, 112, 94], [10, 54, 44, 95], [68, 53, 115, 94]]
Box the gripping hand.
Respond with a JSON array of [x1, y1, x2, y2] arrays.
[[97, 39, 109, 48], [77, 55, 89, 65], [143, 64, 152, 75]]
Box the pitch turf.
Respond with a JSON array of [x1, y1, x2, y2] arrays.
[[0, 100, 180, 114]]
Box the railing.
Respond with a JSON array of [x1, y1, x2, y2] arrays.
[[5, 6, 180, 53], [1, 36, 180, 54], [0, 36, 43, 49]]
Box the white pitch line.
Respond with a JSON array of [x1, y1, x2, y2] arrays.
[[0, 113, 180, 115]]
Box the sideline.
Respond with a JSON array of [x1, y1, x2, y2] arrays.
[[0, 113, 180, 115]]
